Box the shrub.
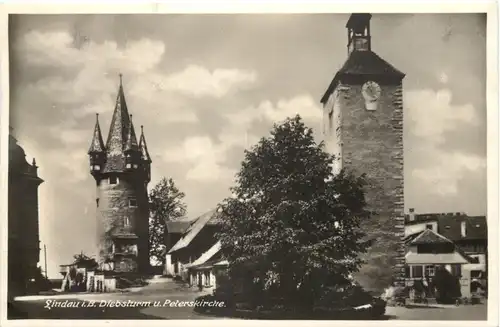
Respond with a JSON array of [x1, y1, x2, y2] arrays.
[[432, 267, 461, 304]]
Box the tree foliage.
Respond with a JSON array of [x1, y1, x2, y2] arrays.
[[216, 115, 371, 308], [149, 177, 187, 265]]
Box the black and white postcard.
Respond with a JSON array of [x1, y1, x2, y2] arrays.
[[0, 1, 498, 326]]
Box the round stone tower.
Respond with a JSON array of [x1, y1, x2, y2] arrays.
[[88, 75, 152, 276]]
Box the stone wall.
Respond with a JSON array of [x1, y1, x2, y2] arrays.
[[331, 80, 405, 292], [95, 173, 149, 273]]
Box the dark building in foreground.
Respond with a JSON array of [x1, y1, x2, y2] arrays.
[[321, 13, 405, 292], [8, 128, 44, 296], [86, 75, 152, 290]]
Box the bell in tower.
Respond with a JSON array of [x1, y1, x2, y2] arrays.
[[346, 13, 372, 55]]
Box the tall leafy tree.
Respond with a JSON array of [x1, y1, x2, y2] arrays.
[[216, 115, 371, 309], [149, 177, 187, 265]]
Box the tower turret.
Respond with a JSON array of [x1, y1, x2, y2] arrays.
[[346, 13, 372, 55], [139, 125, 152, 183], [88, 113, 106, 175], [124, 114, 141, 171]]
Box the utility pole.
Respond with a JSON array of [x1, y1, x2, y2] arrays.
[[44, 244, 48, 279]]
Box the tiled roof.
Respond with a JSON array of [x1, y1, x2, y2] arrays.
[[410, 229, 453, 245], [438, 215, 487, 241], [166, 218, 195, 234], [321, 50, 405, 104], [139, 126, 152, 163], [89, 76, 148, 173], [124, 115, 139, 152], [88, 114, 105, 154], [168, 209, 220, 253], [103, 81, 131, 173], [184, 241, 221, 269]]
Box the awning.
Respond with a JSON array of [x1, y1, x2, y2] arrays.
[[405, 251, 469, 265]]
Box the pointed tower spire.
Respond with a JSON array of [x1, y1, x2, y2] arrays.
[[88, 113, 106, 154], [105, 74, 131, 156], [125, 114, 139, 152], [139, 125, 152, 163]]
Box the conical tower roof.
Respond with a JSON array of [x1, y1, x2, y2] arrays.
[[88, 114, 106, 154], [139, 125, 152, 163], [125, 114, 139, 152], [105, 74, 131, 156]]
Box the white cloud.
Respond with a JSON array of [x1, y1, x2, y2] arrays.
[[439, 72, 449, 84], [162, 95, 323, 183], [225, 94, 323, 128], [163, 136, 236, 182], [406, 88, 479, 144], [160, 65, 257, 98], [407, 88, 485, 196], [21, 31, 165, 74], [412, 148, 486, 196]]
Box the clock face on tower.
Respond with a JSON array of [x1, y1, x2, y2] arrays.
[[362, 81, 381, 111], [362, 81, 381, 101]]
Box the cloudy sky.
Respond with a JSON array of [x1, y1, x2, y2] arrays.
[[9, 14, 486, 278]]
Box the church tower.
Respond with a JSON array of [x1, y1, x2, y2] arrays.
[[88, 75, 152, 275], [321, 14, 405, 292]]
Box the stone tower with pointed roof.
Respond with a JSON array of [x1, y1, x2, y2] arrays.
[[88, 75, 152, 275], [321, 14, 405, 292]]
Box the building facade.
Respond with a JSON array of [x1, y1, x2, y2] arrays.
[[404, 210, 488, 298], [8, 128, 44, 296], [166, 210, 227, 290], [87, 75, 152, 285], [321, 13, 405, 292]]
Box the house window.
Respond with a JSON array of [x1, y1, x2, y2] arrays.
[[471, 270, 482, 279], [425, 265, 435, 277], [470, 256, 480, 264], [96, 198, 100, 207], [411, 265, 423, 278], [129, 198, 137, 207], [109, 176, 118, 185], [124, 216, 130, 227]]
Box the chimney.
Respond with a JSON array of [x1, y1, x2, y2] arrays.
[[461, 221, 467, 237], [409, 208, 415, 221]]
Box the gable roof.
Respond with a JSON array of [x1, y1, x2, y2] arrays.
[[168, 209, 221, 253], [184, 241, 221, 269], [407, 229, 476, 263], [166, 217, 195, 234], [321, 50, 405, 104], [405, 252, 471, 265], [410, 229, 454, 245]]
